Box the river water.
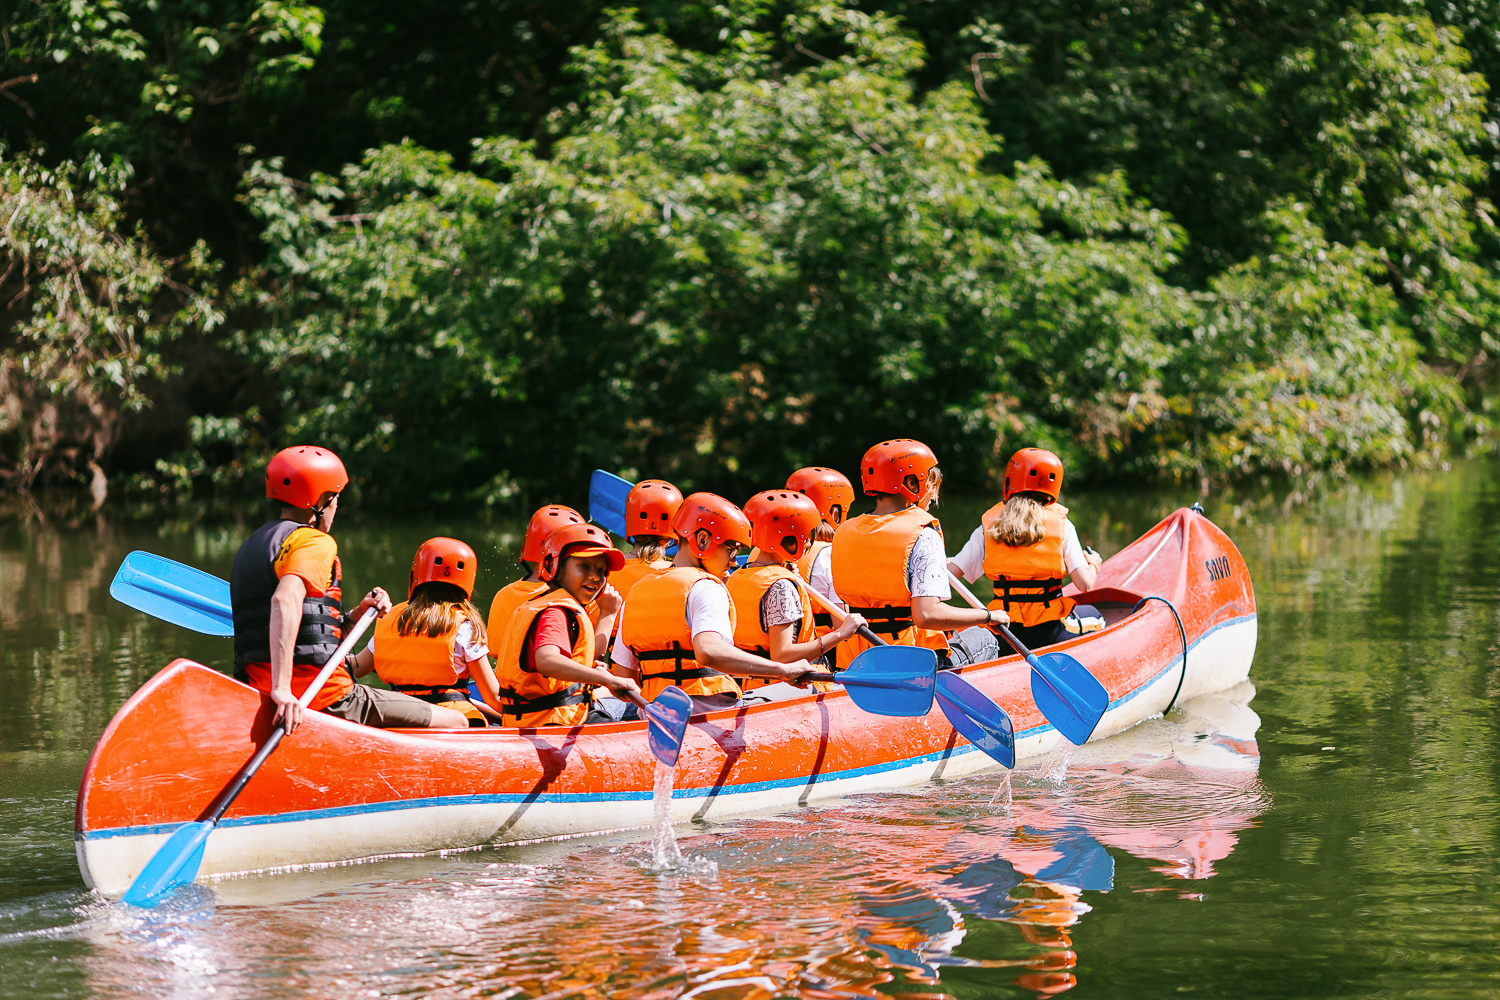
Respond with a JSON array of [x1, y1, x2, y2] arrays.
[[1, 464, 1498, 997]]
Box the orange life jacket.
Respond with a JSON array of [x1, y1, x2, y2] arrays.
[[493, 588, 595, 727], [831, 507, 949, 662], [725, 563, 822, 692], [490, 577, 602, 641], [371, 601, 487, 725], [980, 501, 1076, 628], [623, 567, 741, 702], [611, 556, 671, 600]]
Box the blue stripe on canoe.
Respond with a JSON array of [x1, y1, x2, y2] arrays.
[[79, 612, 1255, 843]]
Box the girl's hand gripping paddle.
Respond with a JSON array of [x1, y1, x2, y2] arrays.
[[946, 572, 1108, 745], [121, 608, 379, 907]]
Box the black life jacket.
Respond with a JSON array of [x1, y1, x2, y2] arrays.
[[231, 519, 345, 672]]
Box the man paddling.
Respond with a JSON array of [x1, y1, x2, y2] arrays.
[[829, 439, 1009, 666], [230, 446, 469, 731]]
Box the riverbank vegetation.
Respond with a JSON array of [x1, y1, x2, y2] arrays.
[[2, 0, 1496, 508]]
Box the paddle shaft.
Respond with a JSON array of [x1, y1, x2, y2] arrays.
[[792, 577, 887, 648], [200, 608, 376, 825], [946, 570, 1084, 700], [806, 670, 927, 692]]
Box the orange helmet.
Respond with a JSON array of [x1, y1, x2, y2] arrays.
[[786, 467, 855, 526], [539, 522, 626, 582], [744, 490, 822, 561], [625, 479, 683, 538], [409, 537, 478, 599], [670, 492, 752, 560], [1004, 448, 1065, 502], [521, 504, 585, 563], [860, 439, 939, 505], [266, 446, 348, 510]]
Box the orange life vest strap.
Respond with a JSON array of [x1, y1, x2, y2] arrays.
[[847, 604, 915, 636], [390, 685, 471, 703], [634, 643, 723, 682], [988, 576, 1066, 606], [497, 683, 590, 715]]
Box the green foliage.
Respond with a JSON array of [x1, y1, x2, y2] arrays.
[[0, 149, 220, 498], [0, 0, 1493, 506]]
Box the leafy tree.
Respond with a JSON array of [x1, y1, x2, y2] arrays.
[[0, 150, 220, 501]]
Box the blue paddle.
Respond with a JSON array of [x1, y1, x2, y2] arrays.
[[934, 670, 1015, 768], [947, 572, 1108, 745], [110, 551, 234, 637], [122, 607, 378, 906], [626, 686, 693, 767], [588, 469, 633, 537], [808, 644, 937, 717]]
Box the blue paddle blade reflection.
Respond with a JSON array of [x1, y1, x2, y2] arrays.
[[644, 686, 692, 767], [934, 671, 1015, 768], [1029, 651, 1108, 746], [839, 646, 936, 717], [588, 469, 633, 538], [121, 820, 214, 907], [110, 551, 234, 637]]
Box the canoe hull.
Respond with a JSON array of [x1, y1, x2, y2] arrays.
[[77, 507, 1256, 896]]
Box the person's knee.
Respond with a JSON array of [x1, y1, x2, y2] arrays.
[[428, 705, 470, 728]]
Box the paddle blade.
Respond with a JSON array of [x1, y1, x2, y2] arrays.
[[1029, 651, 1109, 746], [588, 470, 633, 538], [934, 671, 1015, 768], [120, 821, 213, 907], [110, 551, 233, 637], [643, 686, 692, 767], [838, 646, 936, 717]]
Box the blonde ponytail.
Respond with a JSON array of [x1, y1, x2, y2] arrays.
[[989, 495, 1046, 547]]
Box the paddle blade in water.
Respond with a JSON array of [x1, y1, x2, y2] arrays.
[[644, 686, 692, 768], [588, 470, 633, 538], [1029, 651, 1109, 745], [110, 551, 234, 637], [838, 646, 937, 717], [934, 671, 1015, 768], [120, 821, 213, 907]]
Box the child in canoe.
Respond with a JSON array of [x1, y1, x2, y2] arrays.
[[785, 466, 856, 664], [610, 479, 682, 600], [488, 505, 606, 647], [490, 523, 639, 726], [350, 537, 504, 727], [612, 492, 818, 713], [946, 448, 1103, 650], [830, 439, 1007, 665], [727, 489, 868, 692]]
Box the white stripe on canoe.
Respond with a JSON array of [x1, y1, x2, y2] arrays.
[[1120, 523, 1181, 589]]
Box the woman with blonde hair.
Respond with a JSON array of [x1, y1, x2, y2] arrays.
[[947, 448, 1103, 650], [351, 537, 503, 727]]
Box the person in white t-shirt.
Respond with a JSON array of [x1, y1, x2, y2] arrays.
[[946, 448, 1103, 650], [613, 492, 818, 713], [829, 439, 1008, 665]]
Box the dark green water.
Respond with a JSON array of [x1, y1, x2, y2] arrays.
[[1, 465, 1497, 997]]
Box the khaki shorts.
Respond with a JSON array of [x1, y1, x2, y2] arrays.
[[321, 684, 435, 728]]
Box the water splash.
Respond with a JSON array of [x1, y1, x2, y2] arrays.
[[1039, 740, 1081, 786], [649, 760, 685, 868], [638, 760, 717, 874], [986, 770, 1013, 817]]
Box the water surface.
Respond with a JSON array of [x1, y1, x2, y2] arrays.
[[2, 466, 1498, 997]]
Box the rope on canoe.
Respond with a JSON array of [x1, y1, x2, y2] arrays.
[[1132, 595, 1188, 714]]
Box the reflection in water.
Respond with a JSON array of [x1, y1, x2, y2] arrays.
[[49, 683, 1264, 999]]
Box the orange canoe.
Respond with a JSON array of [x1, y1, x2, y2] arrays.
[[76, 506, 1256, 896]]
